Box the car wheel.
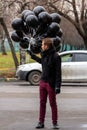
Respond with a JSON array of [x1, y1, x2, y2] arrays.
[[28, 71, 41, 85]]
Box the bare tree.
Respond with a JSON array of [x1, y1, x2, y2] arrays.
[[0, 0, 19, 68], [0, 36, 7, 55], [0, 18, 19, 68], [0, 24, 7, 55], [44, 0, 87, 49], [0, 0, 7, 54]]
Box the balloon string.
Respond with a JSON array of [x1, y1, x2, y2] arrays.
[[28, 43, 30, 50]]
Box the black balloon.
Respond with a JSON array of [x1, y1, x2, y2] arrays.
[[30, 44, 41, 54], [47, 22, 60, 37], [56, 44, 61, 51], [16, 30, 23, 39], [12, 18, 24, 30], [38, 12, 52, 24], [26, 15, 39, 28], [20, 37, 30, 49], [21, 10, 30, 20], [51, 13, 61, 24], [23, 10, 35, 21], [53, 36, 61, 47], [35, 37, 42, 45], [33, 6, 46, 16], [29, 37, 41, 54], [35, 23, 48, 37], [57, 28, 63, 38], [22, 24, 31, 35], [11, 6, 62, 53], [11, 31, 21, 42]]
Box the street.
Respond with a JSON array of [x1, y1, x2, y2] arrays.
[[0, 81, 87, 130]]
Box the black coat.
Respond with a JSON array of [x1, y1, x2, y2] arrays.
[[30, 46, 61, 89]]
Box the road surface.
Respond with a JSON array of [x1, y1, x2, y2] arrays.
[[0, 81, 87, 130]]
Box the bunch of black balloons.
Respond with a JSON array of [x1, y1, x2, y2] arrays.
[[11, 6, 63, 54]]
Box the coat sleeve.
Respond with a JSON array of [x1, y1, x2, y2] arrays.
[[29, 51, 41, 64], [55, 54, 61, 88]]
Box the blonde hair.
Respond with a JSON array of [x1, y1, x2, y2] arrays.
[[42, 38, 53, 48]]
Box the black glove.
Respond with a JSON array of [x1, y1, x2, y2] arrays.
[[55, 87, 61, 94]]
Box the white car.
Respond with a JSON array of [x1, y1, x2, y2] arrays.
[[16, 50, 87, 85]]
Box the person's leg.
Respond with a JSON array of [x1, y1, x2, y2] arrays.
[[47, 83, 58, 124], [39, 80, 48, 123]]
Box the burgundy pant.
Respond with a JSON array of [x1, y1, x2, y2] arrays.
[[39, 80, 58, 124]]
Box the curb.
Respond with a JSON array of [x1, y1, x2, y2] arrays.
[[0, 78, 6, 81], [0, 78, 18, 82], [0, 68, 16, 82]]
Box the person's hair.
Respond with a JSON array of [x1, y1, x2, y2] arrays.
[[42, 38, 53, 48]]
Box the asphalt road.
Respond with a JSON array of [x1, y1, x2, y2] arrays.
[[0, 81, 87, 130]]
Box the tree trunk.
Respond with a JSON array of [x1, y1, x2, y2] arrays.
[[1, 38, 7, 55], [20, 48, 26, 65], [0, 17, 19, 69], [0, 26, 7, 55]]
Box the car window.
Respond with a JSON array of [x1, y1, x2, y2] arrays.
[[61, 54, 73, 62], [74, 53, 87, 62]]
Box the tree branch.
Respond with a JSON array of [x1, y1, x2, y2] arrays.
[[48, 2, 76, 25], [72, 0, 79, 23], [64, 0, 72, 5], [48, 2, 85, 38], [80, 0, 85, 20]]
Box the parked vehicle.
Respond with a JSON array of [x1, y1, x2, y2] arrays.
[[16, 50, 87, 85]]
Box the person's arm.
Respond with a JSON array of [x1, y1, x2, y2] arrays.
[[55, 54, 61, 94], [27, 50, 41, 64]]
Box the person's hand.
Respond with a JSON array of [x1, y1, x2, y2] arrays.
[[55, 87, 61, 94], [27, 49, 32, 55]]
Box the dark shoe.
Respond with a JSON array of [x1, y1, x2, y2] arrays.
[[36, 122, 44, 129], [53, 123, 60, 129]]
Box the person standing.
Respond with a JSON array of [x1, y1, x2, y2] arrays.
[[27, 38, 61, 129]]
